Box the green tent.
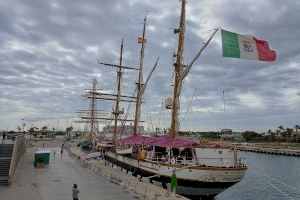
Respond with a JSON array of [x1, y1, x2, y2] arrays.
[[34, 150, 50, 166]]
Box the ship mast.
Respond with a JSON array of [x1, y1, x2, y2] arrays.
[[98, 40, 138, 142], [222, 90, 228, 129], [133, 16, 147, 136], [112, 39, 124, 141], [90, 78, 97, 133], [170, 0, 218, 139], [170, 0, 186, 138], [76, 78, 109, 137], [97, 17, 158, 138]]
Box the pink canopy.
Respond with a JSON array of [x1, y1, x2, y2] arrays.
[[120, 135, 146, 144], [143, 136, 169, 145], [120, 135, 196, 148], [153, 137, 197, 148]]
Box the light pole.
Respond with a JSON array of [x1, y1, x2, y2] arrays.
[[22, 119, 26, 134]]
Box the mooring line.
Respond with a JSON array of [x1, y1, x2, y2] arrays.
[[255, 171, 298, 200], [263, 180, 296, 200], [261, 172, 300, 193]]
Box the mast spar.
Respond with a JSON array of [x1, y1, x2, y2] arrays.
[[112, 39, 124, 141], [170, 0, 218, 138], [223, 90, 228, 129], [90, 78, 97, 133], [132, 16, 160, 136], [98, 16, 158, 138], [133, 16, 147, 136], [170, 0, 186, 139]]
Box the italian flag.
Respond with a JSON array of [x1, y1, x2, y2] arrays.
[[221, 29, 276, 61]]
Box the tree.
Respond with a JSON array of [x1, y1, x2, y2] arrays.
[[295, 125, 300, 143], [295, 125, 300, 133], [33, 127, 39, 137], [267, 129, 276, 142], [286, 128, 293, 143], [278, 125, 284, 132], [242, 131, 258, 141], [66, 126, 73, 139], [29, 127, 35, 135], [277, 126, 285, 142], [41, 126, 48, 136]]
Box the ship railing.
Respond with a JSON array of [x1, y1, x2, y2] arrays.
[[197, 157, 236, 160], [146, 152, 164, 163], [146, 153, 195, 166], [145, 152, 246, 167], [196, 157, 246, 167]]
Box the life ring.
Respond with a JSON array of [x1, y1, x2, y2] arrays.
[[171, 157, 176, 164]]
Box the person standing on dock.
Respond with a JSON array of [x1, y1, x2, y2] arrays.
[[53, 149, 56, 157], [2, 133, 5, 143], [171, 170, 177, 197], [60, 148, 63, 158], [72, 184, 80, 200]]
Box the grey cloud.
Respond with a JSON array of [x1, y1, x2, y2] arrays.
[[0, 0, 299, 131]]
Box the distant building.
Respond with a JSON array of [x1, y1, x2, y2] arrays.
[[220, 129, 244, 142]]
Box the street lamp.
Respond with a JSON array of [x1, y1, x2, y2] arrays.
[[22, 119, 26, 134]]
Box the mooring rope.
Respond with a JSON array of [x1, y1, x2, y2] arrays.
[[255, 171, 299, 200], [261, 172, 300, 193], [263, 180, 296, 200]]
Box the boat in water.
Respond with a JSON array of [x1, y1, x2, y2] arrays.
[[92, 0, 247, 198]]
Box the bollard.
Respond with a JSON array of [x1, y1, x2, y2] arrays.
[[166, 183, 171, 197]]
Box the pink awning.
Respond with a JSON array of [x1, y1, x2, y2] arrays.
[[120, 135, 196, 147], [120, 135, 146, 144], [143, 136, 169, 145], [153, 138, 196, 148]]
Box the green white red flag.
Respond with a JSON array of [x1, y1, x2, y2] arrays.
[[221, 29, 276, 61]]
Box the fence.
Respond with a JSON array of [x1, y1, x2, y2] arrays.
[[8, 135, 26, 184], [68, 147, 188, 200]]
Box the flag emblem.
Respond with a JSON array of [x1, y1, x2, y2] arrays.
[[242, 40, 253, 52]]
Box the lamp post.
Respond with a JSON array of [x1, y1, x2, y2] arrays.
[[22, 119, 26, 135]]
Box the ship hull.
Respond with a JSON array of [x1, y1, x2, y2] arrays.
[[103, 150, 246, 197]]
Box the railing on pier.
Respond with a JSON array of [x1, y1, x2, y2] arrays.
[[8, 135, 26, 184]]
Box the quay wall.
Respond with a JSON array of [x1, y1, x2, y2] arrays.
[[68, 147, 188, 200], [237, 145, 300, 156], [8, 136, 26, 184]]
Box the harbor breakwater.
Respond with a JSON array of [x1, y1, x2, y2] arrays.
[[237, 145, 300, 156]]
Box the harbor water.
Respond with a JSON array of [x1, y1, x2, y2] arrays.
[[216, 152, 300, 200]]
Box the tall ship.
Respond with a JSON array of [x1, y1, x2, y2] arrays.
[[93, 0, 247, 198]]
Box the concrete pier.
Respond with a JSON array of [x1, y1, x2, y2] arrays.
[[0, 146, 135, 200], [68, 147, 188, 200], [0, 138, 188, 200], [237, 145, 300, 156]]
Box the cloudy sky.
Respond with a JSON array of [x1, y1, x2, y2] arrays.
[[0, 0, 299, 132]]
